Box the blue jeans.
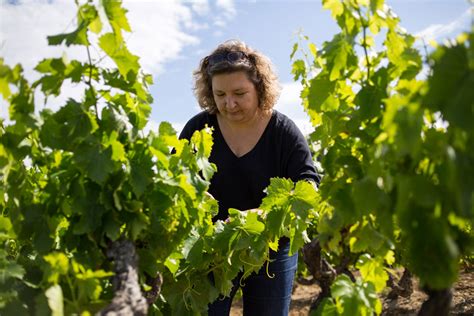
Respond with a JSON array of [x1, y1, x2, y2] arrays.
[[208, 239, 297, 316]]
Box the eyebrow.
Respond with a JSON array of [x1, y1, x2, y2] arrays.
[[213, 88, 248, 93]]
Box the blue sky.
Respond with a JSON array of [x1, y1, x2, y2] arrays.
[[0, 0, 472, 134]]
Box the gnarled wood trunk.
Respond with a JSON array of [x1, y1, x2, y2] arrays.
[[302, 238, 336, 310], [387, 268, 413, 299], [98, 239, 148, 316], [418, 287, 452, 316]]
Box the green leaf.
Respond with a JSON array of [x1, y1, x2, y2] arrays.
[[8, 77, 34, 121], [35, 75, 64, 96], [291, 60, 306, 81], [290, 42, 298, 60], [313, 298, 338, 316], [71, 186, 107, 235], [330, 274, 381, 315], [79, 4, 102, 34], [164, 252, 182, 276], [425, 43, 473, 130], [0, 217, 14, 237], [105, 131, 126, 162], [260, 178, 294, 211], [398, 204, 459, 289], [99, 33, 140, 78], [325, 35, 353, 81], [103, 213, 121, 241], [264, 206, 287, 239], [331, 274, 354, 298], [242, 211, 265, 234], [307, 74, 338, 112], [129, 212, 150, 240], [40, 100, 98, 150], [43, 253, 69, 284], [348, 220, 385, 254], [35, 57, 66, 74], [0, 261, 25, 283], [0, 59, 12, 99], [291, 180, 319, 215], [322, 0, 344, 19], [47, 22, 89, 46], [129, 144, 154, 197], [356, 254, 388, 293], [190, 127, 216, 181], [354, 85, 384, 121], [73, 139, 116, 184], [102, 0, 131, 34], [351, 177, 387, 215], [66, 60, 87, 83], [309, 43, 318, 58]]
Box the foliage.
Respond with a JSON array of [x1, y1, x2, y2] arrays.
[[0, 0, 218, 314], [2, 0, 472, 314], [0, 1, 320, 315], [164, 178, 318, 314], [292, 0, 474, 313]]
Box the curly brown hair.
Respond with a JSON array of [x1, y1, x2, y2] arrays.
[[193, 39, 281, 114]]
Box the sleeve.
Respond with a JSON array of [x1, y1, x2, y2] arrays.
[[284, 120, 321, 186], [179, 121, 194, 141], [178, 111, 207, 141]]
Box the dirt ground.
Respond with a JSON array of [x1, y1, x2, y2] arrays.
[[230, 268, 474, 315]]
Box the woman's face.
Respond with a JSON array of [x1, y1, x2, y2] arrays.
[[211, 71, 260, 125]]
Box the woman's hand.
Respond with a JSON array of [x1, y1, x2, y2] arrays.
[[244, 208, 265, 217], [224, 208, 265, 223]]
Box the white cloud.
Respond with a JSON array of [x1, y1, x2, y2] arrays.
[[214, 17, 227, 28], [0, 0, 236, 119], [144, 119, 185, 136], [275, 82, 314, 135], [212, 0, 236, 28], [0, 0, 86, 117], [213, 29, 225, 37], [0, 0, 237, 77], [143, 119, 160, 135], [415, 8, 471, 42], [0, 0, 83, 76], [123, 1, 201, 74], [171, 121, 186, 135], [216, 0, 236, 19], [190, 0, 210, 16]]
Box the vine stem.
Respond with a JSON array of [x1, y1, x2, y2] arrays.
[[85, 44, 99, 120], [354, 3, 371, 84], [65, 274, 80, 313], [76, 4, 100, 121]]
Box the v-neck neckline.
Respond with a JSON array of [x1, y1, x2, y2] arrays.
[[213, 111, 276, 160]]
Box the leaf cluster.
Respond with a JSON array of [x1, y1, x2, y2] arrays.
[[0, 1, 218, 314], [291, 0, 474, 313]]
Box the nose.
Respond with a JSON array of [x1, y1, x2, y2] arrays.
[[225, 95, 237, 109]]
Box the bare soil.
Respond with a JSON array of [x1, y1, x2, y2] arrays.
[[230, 268, 474, 316]]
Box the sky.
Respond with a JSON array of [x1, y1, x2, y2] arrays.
[[0, 0, 472, 135]]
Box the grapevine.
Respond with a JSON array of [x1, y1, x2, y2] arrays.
[[291, 0, 474, 314], [0, 1, 217, 314], [0, 1, 319, 315]]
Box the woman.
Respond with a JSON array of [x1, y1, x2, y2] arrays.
[[179, 40, 319, 316]]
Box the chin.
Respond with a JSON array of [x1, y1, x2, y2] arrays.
[[226, 112, 243, 119]]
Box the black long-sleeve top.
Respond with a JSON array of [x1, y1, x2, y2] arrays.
[[179, 110, 320, 221]]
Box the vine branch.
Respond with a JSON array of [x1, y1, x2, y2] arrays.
[[354, 4, 371, 84], [85, 44, 100, 120]]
